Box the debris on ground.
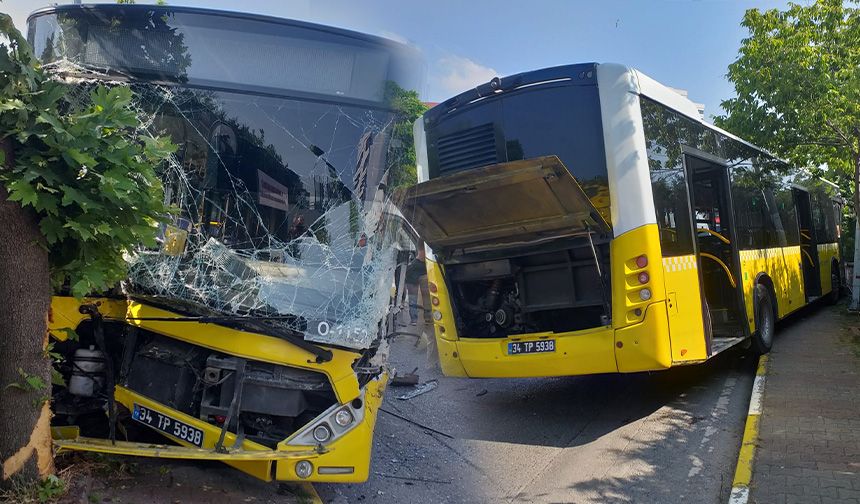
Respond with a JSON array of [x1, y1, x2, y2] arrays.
[[475, 389, 488, 397], [396, 379, 438, 400], [390, 368, 420, 387]]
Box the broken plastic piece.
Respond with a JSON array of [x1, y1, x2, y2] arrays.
[[395, 379, 438, 400]]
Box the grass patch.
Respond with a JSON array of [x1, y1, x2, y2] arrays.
[[0, 472, 66, 503]]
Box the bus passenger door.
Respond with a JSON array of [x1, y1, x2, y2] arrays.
[[685, 154, 747, 352], [793, 188, 821, 299]]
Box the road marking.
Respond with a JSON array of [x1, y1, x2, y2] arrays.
[[728, 355, 768, 504], [689, 376, 737, 478]]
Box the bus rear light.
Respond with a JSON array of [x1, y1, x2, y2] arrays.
[[428, 282, 438, 294], [635, 255, 648, 268], [639, 288, 652, 301], [431, 297, 440, 306], [432, 310, 443, 321], [638, 272, 650, 284]]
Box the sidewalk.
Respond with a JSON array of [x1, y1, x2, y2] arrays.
[[749, 304, 860, 504]]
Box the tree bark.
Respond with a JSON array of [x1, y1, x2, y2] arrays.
[[0, 139, 54, 486], [852, 150, 860, 310]]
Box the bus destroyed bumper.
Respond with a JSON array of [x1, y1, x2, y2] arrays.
[[52, 371, 387, 483]]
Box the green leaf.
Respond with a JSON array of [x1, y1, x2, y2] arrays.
[[64, 221, 95, 241], [6, 178, 38, 207], [0, 98, 26, 112], [40, 217, 66, 244], [55, 327, 80, 342], [71, 278, 91, 298], [25, 374, 47, 391], [51, 368, 66, 388]]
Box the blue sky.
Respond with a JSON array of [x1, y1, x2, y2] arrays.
[[4, 0, 795, 120]]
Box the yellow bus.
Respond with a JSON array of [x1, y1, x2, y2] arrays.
[[403, 63, 842, 378], [30, 4, 418, 483]]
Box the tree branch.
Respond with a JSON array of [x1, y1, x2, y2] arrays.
[[825, 118, 858, 157]]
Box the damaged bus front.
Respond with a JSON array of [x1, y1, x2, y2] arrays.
[[29, 4, 420, 483]]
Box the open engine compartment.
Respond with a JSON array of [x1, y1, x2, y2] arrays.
[[52, 318, 342, 449], [445, 237, 611, 338]]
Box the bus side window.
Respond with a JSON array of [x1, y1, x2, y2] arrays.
[[811, 186, 836, 243], [650, 168, 696, 256], [640, 97, 695, 257]]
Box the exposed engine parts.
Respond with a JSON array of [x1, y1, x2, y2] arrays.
[[68, 346, 107, 398], [447, 242, 611, 338], [53, 323, 339, 448]]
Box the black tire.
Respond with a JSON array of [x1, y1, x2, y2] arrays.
[[752, 284, 774, 355], [701, 295, 713, 354], [825, 263, 840, 305]]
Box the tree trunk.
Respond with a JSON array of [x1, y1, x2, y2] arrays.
[[851, 150, 860, 309], [852, 151, 860, 310], [0, 139, 54, 487]]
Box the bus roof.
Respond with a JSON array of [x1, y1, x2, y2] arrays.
[[27, 3, 407, 50], [425, 62, 839, 193]]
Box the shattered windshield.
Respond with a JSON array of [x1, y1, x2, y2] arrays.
[[29, 5, 422, 350]]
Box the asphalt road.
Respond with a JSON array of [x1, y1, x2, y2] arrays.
[[318, 326, 760, 504]]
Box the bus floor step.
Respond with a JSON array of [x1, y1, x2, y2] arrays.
[[710, 336, 745, 355]]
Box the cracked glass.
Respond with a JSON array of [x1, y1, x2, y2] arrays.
[[29, 5, 422, 350]]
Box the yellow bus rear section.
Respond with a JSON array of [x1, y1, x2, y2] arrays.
[[427, 224, 679, 378], [427, 226, 839, 378]]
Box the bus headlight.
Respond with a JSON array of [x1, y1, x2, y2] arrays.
[[639, 288, 652, 301], [286, 388, 367, 446], [295, 460, 313, 479], [312, 424, 332, 443], [335, 408, 354, 427]]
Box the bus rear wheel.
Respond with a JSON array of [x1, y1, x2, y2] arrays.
[[752, 284, 774, 355]]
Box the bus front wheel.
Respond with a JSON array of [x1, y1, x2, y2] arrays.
[[752, 284, 774, 355]]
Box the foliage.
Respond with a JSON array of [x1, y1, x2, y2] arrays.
[[4, 368, 48, 393], [714, 0, 860, 200], [0, 14, 175, 297], [0, 474, 65, 503], [385, 82, 429, 190]]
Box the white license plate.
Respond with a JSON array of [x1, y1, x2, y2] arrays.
[[132, 403, 204, 447], [508, 339, 556, 355], [307, 320, 369, 341]]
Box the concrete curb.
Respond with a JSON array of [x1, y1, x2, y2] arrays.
[[728, 354, 768, 504]]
